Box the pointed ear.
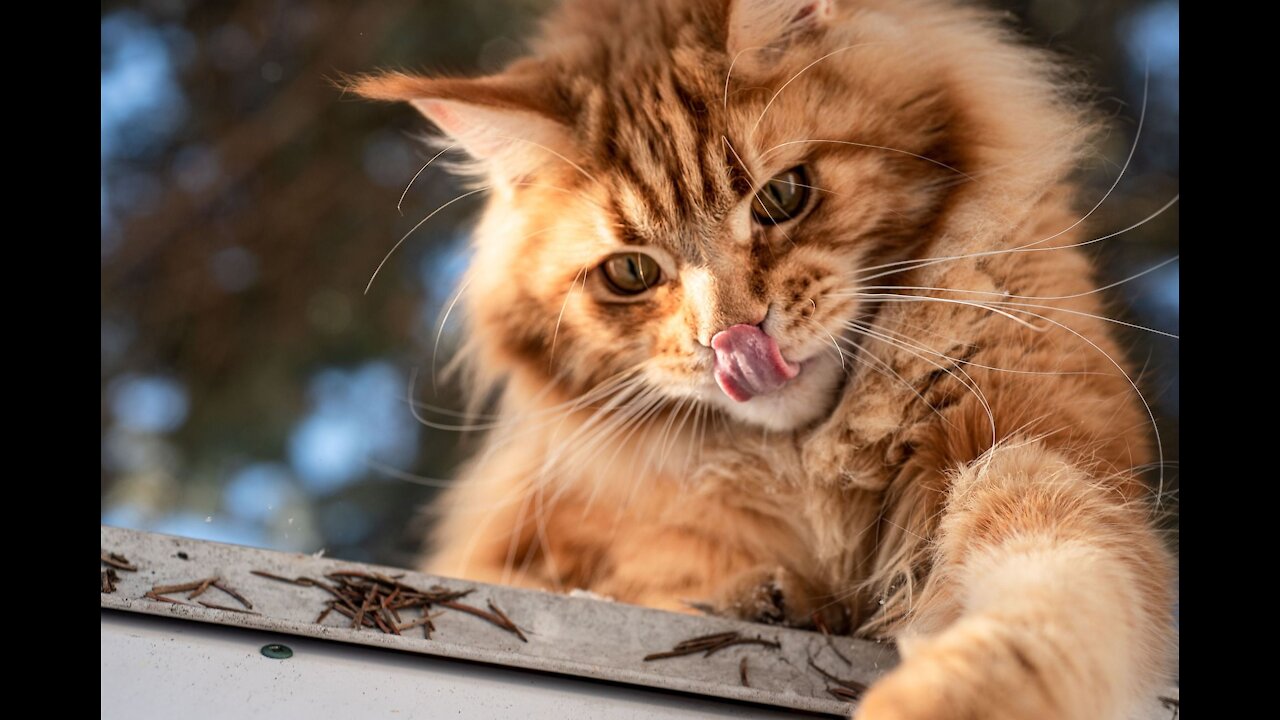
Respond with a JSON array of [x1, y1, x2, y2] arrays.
[[349, 66, 577, 181], [727, 0, 835, 63]]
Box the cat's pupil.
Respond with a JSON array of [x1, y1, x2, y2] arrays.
[[751, 166, 810, 225]]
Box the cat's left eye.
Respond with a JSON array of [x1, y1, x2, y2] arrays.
[[751, 166, 811, 225], [600, 252, 662, 295]]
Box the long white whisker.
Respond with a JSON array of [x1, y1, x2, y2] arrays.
[[850, 293, 1045, 329], [723, 45, 780, 111], [432, 275, 473, 395], [849, 194, 1179, 285], [723, 135, 795, 248], [494, 134, 597, 184], [366, 186, 490, 295], [749, 43, 877, 139], [397, 143, 457, 215], [762, 139, 972, 180], [845, 291, 1179, 340], [843, 323, 992, 431], [991, 303, 1168, 509], [550, 265, 589, 367], [1013, 64, 1150, 252], [858, 256, 1178, 302], [849, 317, 1110, 379]]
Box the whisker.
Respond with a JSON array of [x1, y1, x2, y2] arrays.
[[976, 303, 1170, 509], [749, 43, 880, 140], [839, 331, 948, 423], [762, 139, 972, 180], [847, 293, 1045, 329], [432, 275, 474, 395], [723, 135, 795, 249], [1012, 65, 1150, 253], [397, 143, 457, 215], [864, 322, 997, 439], [550, 265, 590, 368], [850, 195, 1179, 285], [847, 317, 1110, 379], [843, 291, 1178, 340], [723, 45, 782, 111], [855, 255, 1178, 302], [494, 134, 597, 184], [363, 458, 458, 489], [366, 186, 490, 295]]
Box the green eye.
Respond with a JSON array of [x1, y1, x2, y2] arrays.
[[601, 252, 662, 295], [751, 166, 811, 225]]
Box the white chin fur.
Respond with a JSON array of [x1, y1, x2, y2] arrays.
[[706, 353, 845, 431]]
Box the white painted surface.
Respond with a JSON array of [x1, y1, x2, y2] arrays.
[[101, 611, 820, 719]]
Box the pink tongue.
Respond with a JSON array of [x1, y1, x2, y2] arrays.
[[710, 324, 801, 402]]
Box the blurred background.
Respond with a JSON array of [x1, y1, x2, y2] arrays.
[[101, 0, 1179, 569]]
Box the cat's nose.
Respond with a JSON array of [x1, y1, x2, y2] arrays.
[[697, 314, 767, 347]]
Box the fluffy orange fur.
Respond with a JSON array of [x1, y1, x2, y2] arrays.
[[353, 1, 1176, 718]]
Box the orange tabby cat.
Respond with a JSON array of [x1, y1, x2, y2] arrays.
[[354, 0, 1176, 717]]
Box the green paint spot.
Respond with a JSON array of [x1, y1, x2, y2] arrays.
[[260, 643, 293, 659]]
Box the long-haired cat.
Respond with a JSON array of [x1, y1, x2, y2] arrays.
[[353, 1, 1176, 717]]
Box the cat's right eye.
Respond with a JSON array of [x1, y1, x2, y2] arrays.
[[751, 166, 811, 226], [600, 252, 662, 295]]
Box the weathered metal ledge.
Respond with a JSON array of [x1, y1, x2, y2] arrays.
[[100, 525, 1178, 718]]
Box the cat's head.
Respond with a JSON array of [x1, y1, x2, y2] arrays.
[[354, 0, 1089, 433]]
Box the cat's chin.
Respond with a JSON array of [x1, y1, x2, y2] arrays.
[[704, 352, 846, 432]]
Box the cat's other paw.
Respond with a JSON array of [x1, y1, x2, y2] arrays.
[[704, 566, 851, 633], [851, 626, 1066, 720]]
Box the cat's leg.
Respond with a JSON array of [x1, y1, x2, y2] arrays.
[[418, 442, 566, 591], [854, 443, 1174, 720], [423, 447, 766, 606], [582, 521, 766, 614]]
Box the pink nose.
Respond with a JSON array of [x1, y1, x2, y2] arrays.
[[709, 324, 800, 402]]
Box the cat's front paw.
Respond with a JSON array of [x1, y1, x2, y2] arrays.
[[852, 628, 1066, 720], [704, 566, 851, 633]]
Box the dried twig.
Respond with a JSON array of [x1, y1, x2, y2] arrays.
[[148, 577, 254, 610], [198, 601, 261, 615], [144, 591, 194, 606], [187, 577, 216, 600], [486, 600, 529, 642], [213, 580, 253, 609], [439, 600, 529, 642], [101, 569, 120, 594], [808, 658, 868, 697], [812, 612, 853, 667], [739, 657, 750, 688], [251, 570, 317, 586], [152, 579, 212, 595], [101, 551, 138, 572], [644, 631, 781, 661], [250, 567, 522, 642], [396, 611, 444, 635], [828, 687, 862, 702]]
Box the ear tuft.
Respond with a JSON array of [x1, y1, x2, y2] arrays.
[[346, 71, 439, 103], [348, 69, 578, 182]]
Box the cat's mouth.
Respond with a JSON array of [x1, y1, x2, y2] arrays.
[[710, 324, 802, 402]]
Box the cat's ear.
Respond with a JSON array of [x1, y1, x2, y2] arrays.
[[349, 64, 576, 181], [726, 0, 835, 60]]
